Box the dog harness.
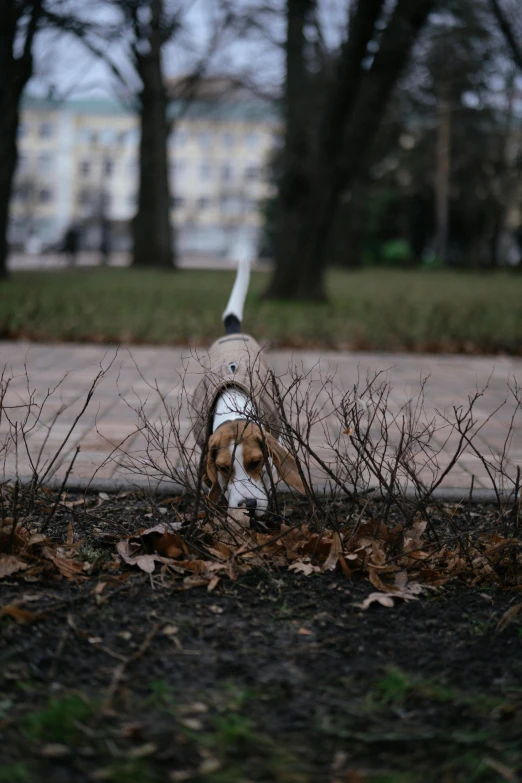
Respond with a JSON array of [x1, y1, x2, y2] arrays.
[[190, 334, 282, 449]]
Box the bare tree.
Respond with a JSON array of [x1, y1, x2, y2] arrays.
[[265, 0, 437, 301], [118, 0, 177, 269], [489, 0, 522, 71], [0, 0, 44, 280]]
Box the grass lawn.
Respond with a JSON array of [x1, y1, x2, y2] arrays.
[[1, 266, 522, 353]]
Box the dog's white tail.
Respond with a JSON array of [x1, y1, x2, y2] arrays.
[[222, 245, 252, 334]]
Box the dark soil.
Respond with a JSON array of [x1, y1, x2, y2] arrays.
[[1, 495, 522, 783]]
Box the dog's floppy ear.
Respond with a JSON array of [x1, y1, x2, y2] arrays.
[[203, 435, 222, 504], [263, 433, 306, 494]]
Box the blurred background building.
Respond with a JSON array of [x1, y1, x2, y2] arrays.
[[10, 78, 278, 259]]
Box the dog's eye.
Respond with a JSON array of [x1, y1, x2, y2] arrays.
[[248, 459, 262, 472], [217, 464, 231, 476]]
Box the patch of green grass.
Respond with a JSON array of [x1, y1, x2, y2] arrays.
[[2, 267, 522, 353], [374, 667, 414, 705], [210, 712, 257, 752], [22, 693, 94, 744], [147, 679, 176, 710], [0, 762, 34, 783], [359, 666, 456, 716], [0, 698, 13, 719], [183, 682, 306, 781], [97, 759, 159, 783]]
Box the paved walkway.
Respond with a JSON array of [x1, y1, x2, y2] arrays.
[[8, 252, 272, 272], [1, 341, 521, 496]]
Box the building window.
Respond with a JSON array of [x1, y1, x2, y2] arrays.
[[15, 186, 30, 202], [221, 163, 233, 182], [38, 153, 53, 173], [18, 153, 29, 172], [18, 122, 28, 139], [172, 160, 188, 179], [197, 197, 211, 210], [174, 129, 188, 146], [78, 188, 92, 206], [80, 160, 90, 176], [172, 196, 185, 209], [199, 162, 212, 181], [246, 198, 259, 213], [245, 132, 259, 149], [100, 129, 116, 146], [220, 195, 242, 215], [198, 132, 211, 149], [103, 157, 114, 176], [39, 122, 54, 139], [223, 132, 235, 148], [39, 188, 53, 203], [245, 165, 261, 181]]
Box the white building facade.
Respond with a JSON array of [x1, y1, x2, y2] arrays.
[[11, 89, 279, 259]]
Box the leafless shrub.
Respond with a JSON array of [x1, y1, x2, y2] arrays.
[[108, 351, 522, 555], [0, 354, 116, 533], [1, 349, 521, 590]]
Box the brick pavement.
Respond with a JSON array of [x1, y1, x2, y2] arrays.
[[1, 341, 521, 495]]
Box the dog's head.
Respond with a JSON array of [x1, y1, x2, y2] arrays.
[[204, 420, 305, 517]]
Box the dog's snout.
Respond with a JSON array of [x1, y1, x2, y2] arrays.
[[239, 498, 257, 510]]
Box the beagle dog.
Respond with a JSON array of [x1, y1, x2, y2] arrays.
[[190, 255, 305, 518]]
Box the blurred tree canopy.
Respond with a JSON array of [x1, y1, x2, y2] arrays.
[[265, 0, 437, 300], [3, 0, 522, 298], [327, 0, 522, 270], [260, 0, 522, 300]]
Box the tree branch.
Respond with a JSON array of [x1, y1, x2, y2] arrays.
[[490, 0, 522, 71], [21, 0, 44, 64], [41, 9, 133, 91], [320, 0, 386, 159]]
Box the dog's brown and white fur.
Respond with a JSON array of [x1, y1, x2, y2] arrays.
[[200, 255, 305, 518]]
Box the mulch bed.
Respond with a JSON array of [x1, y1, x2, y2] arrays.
[[1, 493, 521, 783]]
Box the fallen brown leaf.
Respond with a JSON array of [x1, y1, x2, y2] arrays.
[[40, 743, 69, 758], [1, 605, 46, 624], [322, 532, 342, 572], [162, 625, 179, 636], [482, 757, 517, 782], [127, 742, 157, 759], [358, 592, 395, 610], [496, 604, 522, 634], [60, 497, 86, 509], [289, 561, 321, 576], [43, 549, 86, 580], [0, 554, 28, 579], [180, 717, 203, 731], [207, 575, 220, 592]]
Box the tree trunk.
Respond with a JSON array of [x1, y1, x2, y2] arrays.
[[489, 206, 504, 267], [0, 1, 40, 280], [265, 0, 319, 299], [0, 84, 20, 279], [331, 179, 368, 268], [266, 0, 435, 301], [434, 89, 451, 263], [132, 0, 174, 270]]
